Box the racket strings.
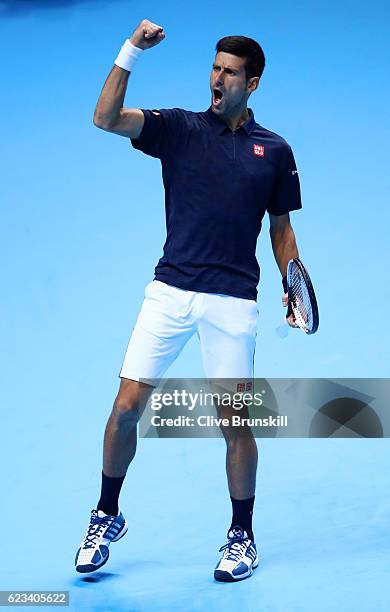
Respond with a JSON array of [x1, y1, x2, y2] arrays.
[[290, 268, 313, 332]]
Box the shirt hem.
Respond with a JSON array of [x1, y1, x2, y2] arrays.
[[154, 274, 258, 301]]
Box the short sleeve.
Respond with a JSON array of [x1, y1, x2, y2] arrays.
[[267, 144, 302, 215], [130, 108, 187, 159]]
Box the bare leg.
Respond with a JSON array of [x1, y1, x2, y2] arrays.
[[217, 403, 258, 499], [102, 378, 153, 477]]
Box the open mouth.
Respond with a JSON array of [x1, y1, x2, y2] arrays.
[[212, 88, 224, 107]]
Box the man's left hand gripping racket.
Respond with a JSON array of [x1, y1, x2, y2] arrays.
[[277, 258, 319, 337]]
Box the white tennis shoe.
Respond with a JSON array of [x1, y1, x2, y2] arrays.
[[214, 525, 259, 582], [75, 509, 128, 573]]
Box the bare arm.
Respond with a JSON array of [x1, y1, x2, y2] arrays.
[[93, 19, 165, 138], [93, 67, 145, 138], [269, 212, 299, 277], [270, 212, 300, 326]]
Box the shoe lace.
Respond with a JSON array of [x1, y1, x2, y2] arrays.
[[83, 511, 112, 549], [219, 535, 247, 562]]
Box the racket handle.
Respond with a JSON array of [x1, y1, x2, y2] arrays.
[[276, 317, 289, 338], [286, 299, 293, 318]]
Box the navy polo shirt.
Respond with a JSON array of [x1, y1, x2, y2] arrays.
[[131, 107, 302, 300]]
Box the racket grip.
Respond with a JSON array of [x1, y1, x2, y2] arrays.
[[286, 299, 293, 318]]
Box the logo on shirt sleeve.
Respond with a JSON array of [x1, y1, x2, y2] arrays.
[[253, 144, 265, 157]]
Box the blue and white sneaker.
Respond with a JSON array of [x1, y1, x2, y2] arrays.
[[214, 525, 259, 582], [75, 509, 128, 573]]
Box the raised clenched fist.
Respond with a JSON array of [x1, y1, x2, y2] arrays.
[[130, 19, 165, 50]]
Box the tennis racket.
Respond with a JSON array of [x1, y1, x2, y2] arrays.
[[276, 258, 319, 336]]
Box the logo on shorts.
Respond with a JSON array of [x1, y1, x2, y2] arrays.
[[253, 144, 264, 157], [237, 382, 253, 392]]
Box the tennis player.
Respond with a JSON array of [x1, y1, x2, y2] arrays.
[[75, 19, 301, 582]]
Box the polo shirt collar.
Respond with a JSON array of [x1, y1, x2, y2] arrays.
[[205, 106, 256, 135]]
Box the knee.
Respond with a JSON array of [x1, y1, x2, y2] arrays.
[[112, 396, 139, 424], [224, 427, 255, 451]]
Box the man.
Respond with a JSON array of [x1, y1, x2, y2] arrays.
[[75, 19, 301, 582]]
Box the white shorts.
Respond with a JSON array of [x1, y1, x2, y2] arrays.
[[119, 280, 258, 384]]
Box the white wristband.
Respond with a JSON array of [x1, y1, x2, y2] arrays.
[[114, 40, 143, 72]]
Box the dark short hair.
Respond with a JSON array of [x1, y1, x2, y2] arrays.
[[215, 36, 265, 80]]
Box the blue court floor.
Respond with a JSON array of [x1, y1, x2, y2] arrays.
[[2, 0, 390, 609], [2, 417, 390, 611]]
